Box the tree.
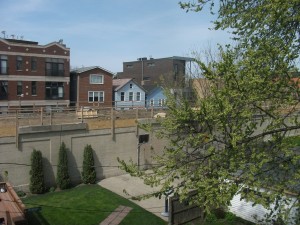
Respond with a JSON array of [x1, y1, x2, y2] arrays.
[[82, 144, 96, 184], [30, 149, 45, 194], [119, 1, 300, 223], [56, 142, 71, 190]]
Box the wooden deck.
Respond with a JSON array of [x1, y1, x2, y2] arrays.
[[0, 182, 27, 225]]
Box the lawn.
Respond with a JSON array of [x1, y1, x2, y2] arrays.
[[23, 184, 167, 225]]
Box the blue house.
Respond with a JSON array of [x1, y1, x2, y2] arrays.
[[144, 86, 167, 108], [113, 78, 146, 109]]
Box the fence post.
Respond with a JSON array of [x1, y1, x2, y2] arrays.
[[111, 107, 115, 139], [81, 106, 83, 123], [40, 107, 43, 125], [50, 109, 52, 125], [15, 110, 19, 148]]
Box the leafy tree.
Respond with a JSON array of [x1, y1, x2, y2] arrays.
[[82, 144, 96, 184], [119, 1, 300, 223], [56, 142, 71, 190], [30, 149, 45, 194]]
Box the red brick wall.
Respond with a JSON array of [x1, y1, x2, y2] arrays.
[[77, 68, 113, 107]]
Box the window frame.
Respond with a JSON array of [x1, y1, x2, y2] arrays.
[[90, 74, 104, 84], [0, 55, 8, 75], [88, 91, 104, 103], [16, 56, 23, 71], [136, 92, 141, 102], [17, 81, 22, 96], [31, 57, 37, 71], [120, 92, 125, 101], [31, 81, 37, 96], [129, 92, 134, 101]]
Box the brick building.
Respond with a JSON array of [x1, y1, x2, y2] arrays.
[[0, 38, 70, 111], [70, 66, 114, 107], [116, 56, 194, 87]]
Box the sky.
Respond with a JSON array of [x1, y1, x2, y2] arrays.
[[1, 0, 231, 73]]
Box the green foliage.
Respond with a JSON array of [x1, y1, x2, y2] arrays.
[[225, 212, 236, 222], [16, 190, 26, 198], [56, 142, 71, 190], [29, 149, 45, 194], [82, 144, 96, 184], [119, 1, 300, 224]]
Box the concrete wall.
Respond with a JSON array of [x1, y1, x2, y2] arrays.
[[0, 121, 167, 191]]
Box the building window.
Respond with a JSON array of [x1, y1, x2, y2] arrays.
[[150, 99, 154, 106], [88, 91, 104, 102], [31, 81, 37, 96], [31, 57, 37, 71], [0, 81, 8, 100], [0, 55, 8, 75], [90, 74, 103, 84], [136, 92, 141, 101], [129, 92, 134, 101], [121, 92, 125, 101], [143, 76, 150, 81], [159, 99, 165, 106], [126, 64, 133, 68], [129, 83, 133, 89], [17, 81, 22, 96], [16, 56, 23, 71], [147, 62, 155, 67], [45, 82, 64, 99], [45, 58, 64, 76], [174, 64, 178, 80]]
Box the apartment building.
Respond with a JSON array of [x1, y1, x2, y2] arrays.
[[116, 56, 194, 87], [0, 38, 70, 111]]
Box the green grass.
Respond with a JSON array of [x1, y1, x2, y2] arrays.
[[23, 184, 167, 225]]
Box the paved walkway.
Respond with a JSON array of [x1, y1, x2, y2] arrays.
[[98, 174, 168, 221], [99, 205, 132, 225]]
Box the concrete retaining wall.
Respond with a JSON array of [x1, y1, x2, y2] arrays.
[[0, 121, 167, 191]]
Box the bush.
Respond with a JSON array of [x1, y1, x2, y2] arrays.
[[82, 144, 96, 184], [225, 212, 237, 221], [49, 186, 56, 192], [56, 142, 71, 190], [16, 190, 26, 198], [29, 149, 45, 194]]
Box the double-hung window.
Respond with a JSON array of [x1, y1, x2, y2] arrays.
[[17, 81, 22, 96], [90, 74, 104, 84], [136, 92, 141, 101], [16, 56, 23, 71], [120, 92, 125, 101], [129, 92, 134, 101], [88, 91, 104, 102], [31, 81, 37, 96], [31, 57, 37, 71], [0, 55, 8, 75]]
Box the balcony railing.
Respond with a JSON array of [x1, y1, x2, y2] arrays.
[[45, 69, 65, 76]]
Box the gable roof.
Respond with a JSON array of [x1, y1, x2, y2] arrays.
[[71, 66, 115, 76], [113, 78, 146, 92]]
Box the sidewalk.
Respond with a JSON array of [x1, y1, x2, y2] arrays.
[[98, 174, 168, 221]]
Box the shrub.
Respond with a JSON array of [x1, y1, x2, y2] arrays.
[[82, 144, 96, 184], [16, 190, 26, 198], [49, 186, 56, 192], [56, 142, 71, 190], [29, 149, 45, 194], [225, 212, 237, 221]]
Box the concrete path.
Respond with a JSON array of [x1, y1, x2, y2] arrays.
[[100, 205, 132, 225], [98, 174, 168, 221]]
